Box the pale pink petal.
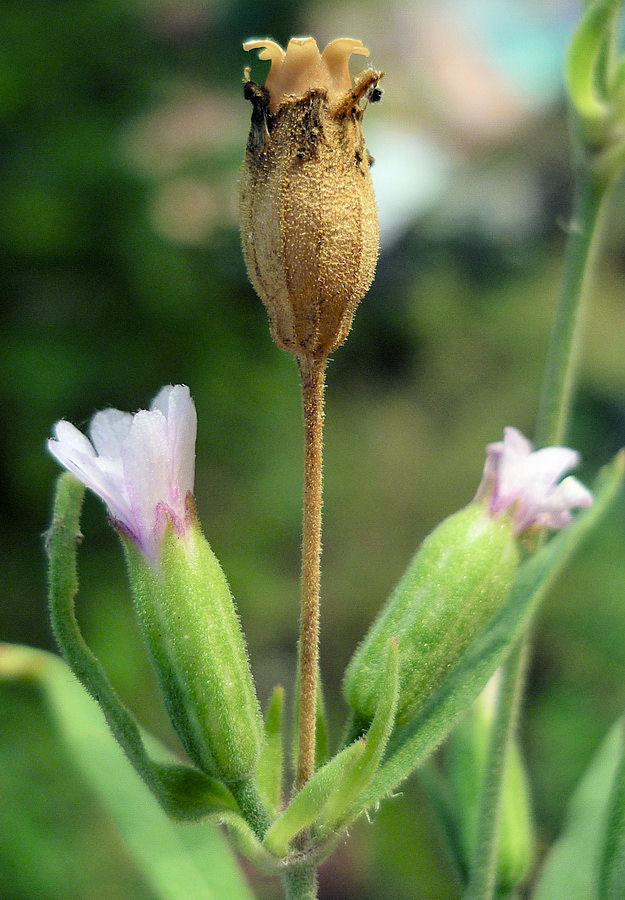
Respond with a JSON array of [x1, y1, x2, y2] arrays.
[[47, 439, 132, 525], [163, 385, 197, 499], [523, 446, 580, 487], [48, 385, 197, 558], [53, 420, 97, 457], [541, 475, 593, 512], [476, 427, 592, 533], [122, 409, 171, 546], [89, 409, 133, 457], [150, 384, 175, 416]]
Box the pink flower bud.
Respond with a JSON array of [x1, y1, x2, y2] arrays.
[[475, 427, 593, 534]]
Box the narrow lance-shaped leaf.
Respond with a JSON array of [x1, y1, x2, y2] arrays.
[[263, 740, 367, 858], [0, 642, 255, 900], [257, 686, 284, 813], [599, 720, 625, 899], [263, 640, 400, 858], [358, 452, 624, 811], [45, 473, 237, 821], [534, 718, 625, 900]]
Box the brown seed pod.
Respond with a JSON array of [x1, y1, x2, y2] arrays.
[[239, 37, 383, 361]]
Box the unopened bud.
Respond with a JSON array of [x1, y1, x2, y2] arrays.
[[343, 427, 591, 731], [239, 37, 383, 359], [343, 503, 520, 729], [448, 676, 533, 890], [123, 513, 263, 784]]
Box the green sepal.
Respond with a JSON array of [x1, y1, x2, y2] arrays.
[[318, 638, 399, 832], [599, 720, 625, 898], [355, 452, 625, 813], [122, 514, 263, 783], [45, 473, 238, 821], [263, 740, 367, 858], [344, 502, 520, 728], [448, 688, 533, 890], [566, 0, 622, 140], [257, 686, 285, 813]]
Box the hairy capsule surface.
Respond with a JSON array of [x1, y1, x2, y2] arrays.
[[239, 37, 383, 359]]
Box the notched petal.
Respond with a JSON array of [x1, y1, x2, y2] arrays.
[[322, 38, 369, 93]]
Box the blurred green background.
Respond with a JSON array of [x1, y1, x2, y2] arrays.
[[2, 0, 625, 896]]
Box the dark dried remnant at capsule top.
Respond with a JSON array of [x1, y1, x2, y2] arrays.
[[239, 37, 383, 361]]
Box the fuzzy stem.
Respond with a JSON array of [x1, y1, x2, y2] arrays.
[[466, 163, 610, 899], [464, 640, 529, 900], [535, 166, 606, 447], [295, 355, 327, 792], [282, 862, 318, 899]]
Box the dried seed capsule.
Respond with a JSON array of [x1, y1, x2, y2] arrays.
[[239, 37, 383, 360]]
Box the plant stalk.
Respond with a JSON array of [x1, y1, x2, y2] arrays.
[[466, 162, 609, 900], [536, 165, 606, 447], [464, 640, 529, 900], [295, 354, 327, 792], [283, 862, 318, 899]]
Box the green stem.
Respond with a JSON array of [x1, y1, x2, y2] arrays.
[[535, 165, 606, 447], [466, 162, 610, 900], [282, 863, 318, 900], [464, 641, 528, 900]]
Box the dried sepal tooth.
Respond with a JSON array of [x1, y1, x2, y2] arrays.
[[239, 37, 383, 360]]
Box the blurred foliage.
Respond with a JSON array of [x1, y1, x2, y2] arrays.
[[2, 0, 625, 897], [0, 644, 253, 899]]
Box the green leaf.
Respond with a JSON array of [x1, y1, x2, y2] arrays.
[[318, 638, 399, 832], [45, 473, 237, 820], [257, 685, 284, 813], [599, 721, 625, 898], [263, 740, 367, 858], [0, 643, 254, 900], [534, 718, 624, 900], [358, 452, 625, 810], [262, 641, 399, 859]]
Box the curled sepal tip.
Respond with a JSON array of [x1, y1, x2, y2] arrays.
[[566, 0, 625, 181]]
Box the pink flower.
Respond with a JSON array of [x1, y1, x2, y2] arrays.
[[475, 426, 593, 533], [48, 385, 197, 558]]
